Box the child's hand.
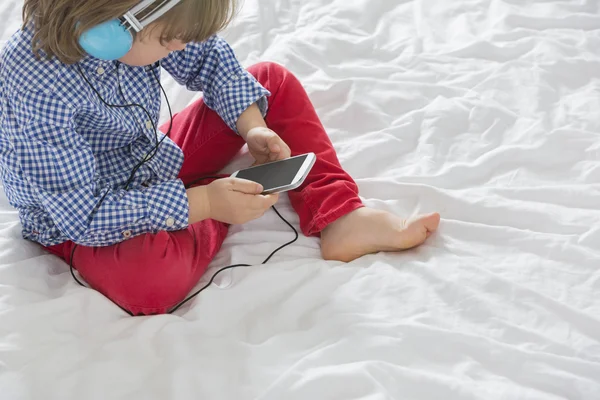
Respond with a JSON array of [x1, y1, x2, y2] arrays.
[[245, 127, 291, 165], [202, 178, 279, 225]]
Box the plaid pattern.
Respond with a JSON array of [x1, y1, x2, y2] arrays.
[[0, 28, 270, 247]]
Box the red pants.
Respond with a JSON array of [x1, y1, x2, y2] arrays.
[[47, 62, 363, 315]]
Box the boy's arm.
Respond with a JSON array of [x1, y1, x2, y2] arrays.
[[161, 35, 270, 134], [9, 92, 191, 246]]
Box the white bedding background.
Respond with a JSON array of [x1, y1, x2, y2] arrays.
[[1, 0, 600, 399]]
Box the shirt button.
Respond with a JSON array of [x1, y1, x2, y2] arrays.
[[122, 230, 132, 238], [97, 66, 105, 75], [146, 120, 153, 130], [165, 217, 175, 228]]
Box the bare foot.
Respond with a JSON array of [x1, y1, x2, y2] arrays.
[[320, 208, 440, 262]]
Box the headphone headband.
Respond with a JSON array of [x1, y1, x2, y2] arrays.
[[123, 0, 183, 32]]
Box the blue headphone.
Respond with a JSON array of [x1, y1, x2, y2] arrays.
[[79, 0, 182, 60]]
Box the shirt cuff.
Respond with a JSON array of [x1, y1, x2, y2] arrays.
[[214, 71, 270, 133], [144, 179, 189, 232]]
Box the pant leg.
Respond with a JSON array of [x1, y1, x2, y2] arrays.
[[55, 219, 228, 315], [165, 94, 246, 184], [247, 62, 364, 236]]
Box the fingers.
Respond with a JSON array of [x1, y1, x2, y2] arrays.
[[267, 136, 291, 161], [250, 133, 291, 165], [234, 193, 279, 224], [229, 178, 263, 194], [277, 138, 291, 159], [267, 137, 281, 161], [264, 193, 279, 207], [268, 140, 281, 154], [250, 193, 279, 210]]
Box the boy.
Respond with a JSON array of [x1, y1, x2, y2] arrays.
[[0, 0, 440, 314]]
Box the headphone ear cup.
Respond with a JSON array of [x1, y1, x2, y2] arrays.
[[79, 19, 133, 60]]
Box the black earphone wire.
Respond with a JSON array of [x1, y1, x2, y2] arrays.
[[168, 209, 298, 314], [70, 61, 298, 316]]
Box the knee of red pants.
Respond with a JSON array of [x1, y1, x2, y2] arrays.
[[72, 230, 206, 315], [248, 61, 287, 76], [248, 62, 293, 90]]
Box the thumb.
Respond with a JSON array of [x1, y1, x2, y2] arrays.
[[230, 178, 263, 194]]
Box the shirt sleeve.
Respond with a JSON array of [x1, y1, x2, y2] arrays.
[[10, 91, 189, 247], [161, 35, 270, 132]]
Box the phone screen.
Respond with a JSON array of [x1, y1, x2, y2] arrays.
[[235, 154, 309, 190]]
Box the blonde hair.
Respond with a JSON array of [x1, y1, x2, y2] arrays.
[[23, 0, 238, 64]]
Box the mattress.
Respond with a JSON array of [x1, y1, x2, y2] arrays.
[[1, 0, 600, 399]]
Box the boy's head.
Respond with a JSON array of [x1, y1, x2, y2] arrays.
[[23, 0, 237, 65]]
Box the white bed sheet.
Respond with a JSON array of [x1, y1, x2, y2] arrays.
[[1, 0, 600, 399]]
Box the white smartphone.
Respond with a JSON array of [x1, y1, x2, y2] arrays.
[[231, 153, 317, 194]]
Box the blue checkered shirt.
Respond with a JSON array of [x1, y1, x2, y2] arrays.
[[0, 28, 269, 247]]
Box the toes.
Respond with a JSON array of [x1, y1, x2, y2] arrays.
[[401, 213, 440, 248], [423, 213, 441, 232]]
